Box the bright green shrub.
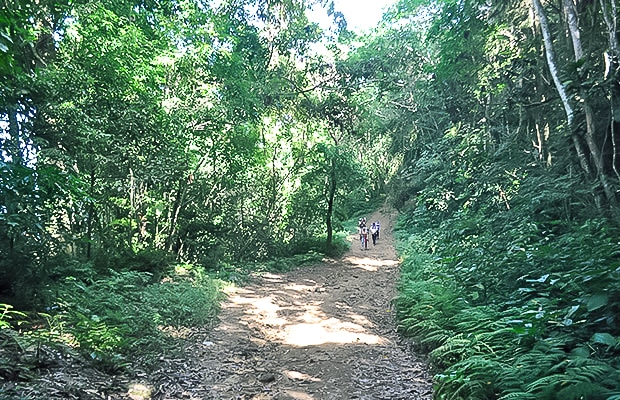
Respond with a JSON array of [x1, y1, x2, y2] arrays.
[[52, 269, 222, 371], [395, 204, 620, 399], [143, 279, 221, 328]]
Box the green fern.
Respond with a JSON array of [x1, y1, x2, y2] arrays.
[[497, 392, 538, 400], [435, 355, 504, 399], [395, 193, 620, 400], [420, 328, 453, 347], [556, 382, 610, 400], [429, 334, 473, 365], [525, 374, 566, 393]]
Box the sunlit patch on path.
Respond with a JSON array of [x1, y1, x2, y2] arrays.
[[342, 255, 399, 271], [282, 320, 384, 346], [224, 277, 386, 346]]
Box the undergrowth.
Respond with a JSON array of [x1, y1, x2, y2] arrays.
[[0, 268, 224, 376], [395, 207, 620, 399]]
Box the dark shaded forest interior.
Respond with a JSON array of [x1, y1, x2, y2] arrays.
[[2, 0, 620, 399]]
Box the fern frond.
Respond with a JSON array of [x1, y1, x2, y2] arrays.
[[497, 392, 538, 400], [524, 374, 562, 392], [435, 356, 502, 400], [556, 382, 609, 400], [421, 329, 452, 348]]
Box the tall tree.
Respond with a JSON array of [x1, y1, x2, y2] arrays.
[[532, 0, 617, 205]]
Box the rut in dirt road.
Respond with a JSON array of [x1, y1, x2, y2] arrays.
[[152, 208, 433, 400]]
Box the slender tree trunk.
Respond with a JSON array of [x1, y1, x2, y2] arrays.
[[166, 179, 184, 252], [610, 95, 620, 181], [600, 0, 620, 181], [563, 0, 583, 60], [6, 104, 23, 166], [129, 167, 136, 246], [534, 122, 544, 162], [571, 134, 594, 177], [326, 158, 336, 246], [531, 0, 574, 126], [563, 0, 617, 204], [165, 154, 209, 252], [86, 168, 96, 259]]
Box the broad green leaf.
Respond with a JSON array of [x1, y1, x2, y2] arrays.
[[591, 333, 617, 346], [570, 346, 590, 358], [586, 294, 608, 312]]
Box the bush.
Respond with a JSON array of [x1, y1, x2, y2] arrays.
[[143, 279, 221, 328], [395, 206, 620, 399], [50, 269, 222, 372]]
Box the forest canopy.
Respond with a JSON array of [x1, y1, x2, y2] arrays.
[[2, 0, 620, 398]]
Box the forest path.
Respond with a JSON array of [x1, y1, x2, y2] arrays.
[[151, 208, 433, 399]]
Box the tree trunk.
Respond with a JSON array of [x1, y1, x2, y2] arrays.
[[165, 155, 208, 252], [563, 0, 583, 60], [6, 104, 23, 166], [532, 0, 617, 204], [563, 0, 617, 204], [166, 179, 185, 253], [531, 0, 574, 126], [600, 0, 620, 181], [584, 103, 617, 203], [600, 0, 618, 60], [571, 134, 594, 177], [86, 168, 96, 259], [326, 158, 336, 246]]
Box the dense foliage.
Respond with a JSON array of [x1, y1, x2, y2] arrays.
[[358, 0, 620, 398], [0, 0, 378, 380], [3, 0, 620, 397], [1, 0, 377, 301]]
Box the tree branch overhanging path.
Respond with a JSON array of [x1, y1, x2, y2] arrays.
[[149, 207, 432, 400]]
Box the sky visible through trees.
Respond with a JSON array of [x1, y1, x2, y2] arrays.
[[308, 0, 398, 32]]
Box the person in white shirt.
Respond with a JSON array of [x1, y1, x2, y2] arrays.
[[370, 222, 378, 245]]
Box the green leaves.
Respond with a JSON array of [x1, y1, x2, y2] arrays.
[[586, 294, 609, 312], [591, 333, 617, 347], [395, 188, 620, 398], [0, 304, 27, 329], [344, 0, 620, 398], [53, 269, 222, 368]]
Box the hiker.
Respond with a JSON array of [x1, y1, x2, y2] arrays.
[[359, 223, 369, 250], [370, 222, 378, 246]]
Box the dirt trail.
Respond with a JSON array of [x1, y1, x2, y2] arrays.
[[149, 208, 433, 399]]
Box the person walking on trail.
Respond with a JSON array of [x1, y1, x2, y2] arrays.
[[370, 222, 378, 246], [358, 218, 364, 244], [375, 220, 380, 239], [359, 223, 369, 250]]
